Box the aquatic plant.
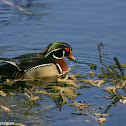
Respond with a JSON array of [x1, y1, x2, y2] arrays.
[[1, 43, 126, 125]]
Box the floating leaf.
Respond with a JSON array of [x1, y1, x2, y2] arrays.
[[0, 105, 10, 112], [0, 90, 6, 96], [95, 113, 111, 116], [83, 79, 106, 87], [98, 117, 106, 124], [88, 71, 95, 78], [69, 100, 92, 110], [120, 99, 126, 104]]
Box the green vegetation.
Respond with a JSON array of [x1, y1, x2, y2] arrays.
[[1, 43, 126, 125]]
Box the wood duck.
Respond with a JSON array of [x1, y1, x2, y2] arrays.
[[0, 41, 76, 79]]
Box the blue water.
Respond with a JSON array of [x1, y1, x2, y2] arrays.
[[1, 0, 126, 125]]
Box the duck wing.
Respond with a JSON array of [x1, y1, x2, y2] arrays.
[[12, 53, 56, 71]]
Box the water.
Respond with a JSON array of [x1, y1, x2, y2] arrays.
[[1, 0, 126, 125]]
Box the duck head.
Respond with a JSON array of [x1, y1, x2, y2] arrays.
[[41, 41, 76, 73], [42, 41, 76, 61]]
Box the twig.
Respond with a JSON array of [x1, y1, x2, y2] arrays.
[[98, 43, 119, 76], [113, 57, 125, 78], [104, 96, 121, 113], [24, 88, 39, 101], [0, 0, 33, 15], [24, 88, 34, 98]]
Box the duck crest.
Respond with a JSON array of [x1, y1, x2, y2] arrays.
[[41, 41, 72, 57]]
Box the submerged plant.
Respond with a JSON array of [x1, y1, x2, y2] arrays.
[[1, 43, 126, 125]]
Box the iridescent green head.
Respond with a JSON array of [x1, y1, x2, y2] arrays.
[[42, 41, 76, 61]]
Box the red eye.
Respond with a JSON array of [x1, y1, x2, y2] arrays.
[[65, 47, 69, 51]]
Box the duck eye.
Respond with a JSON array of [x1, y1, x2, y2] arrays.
[[65, 47, 69, 51]]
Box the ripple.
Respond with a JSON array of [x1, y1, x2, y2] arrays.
[[68, 51, 117, 76]]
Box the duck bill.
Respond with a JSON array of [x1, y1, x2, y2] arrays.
[[68, 52, 76, 62], [68, 55, 76, 62]]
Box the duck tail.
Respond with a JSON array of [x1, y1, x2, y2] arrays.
[[0, 59, 21, 71]]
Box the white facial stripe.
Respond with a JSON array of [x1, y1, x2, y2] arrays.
[[53, 53, 63, 59], [63, 50, 65, 57], [45, 48, 62, 57], [48, 45, 53, 52]]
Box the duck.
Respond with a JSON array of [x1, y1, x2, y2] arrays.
[[0, 41, 76, 79]]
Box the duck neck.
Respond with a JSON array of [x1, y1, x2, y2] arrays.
[[56, 58, 68, 72]]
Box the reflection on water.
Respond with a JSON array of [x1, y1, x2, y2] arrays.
[[0, 4, 12, 25], [0, 0, 50, 26], [0, 78, 82, 125], [1, 0, 126, 126]]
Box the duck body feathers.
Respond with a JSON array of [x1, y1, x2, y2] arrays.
[[0, 53, 58, 79]]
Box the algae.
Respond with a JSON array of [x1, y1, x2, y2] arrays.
[[1, 43, 126, 125]]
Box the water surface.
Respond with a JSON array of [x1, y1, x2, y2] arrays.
[[0, 0, 126, 126]]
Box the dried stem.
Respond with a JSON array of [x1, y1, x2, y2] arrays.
[[24, 88, 39, 101], [98, 43, 119, 76], [0, 0, 33, 15], [113, 57, 125, 78]]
